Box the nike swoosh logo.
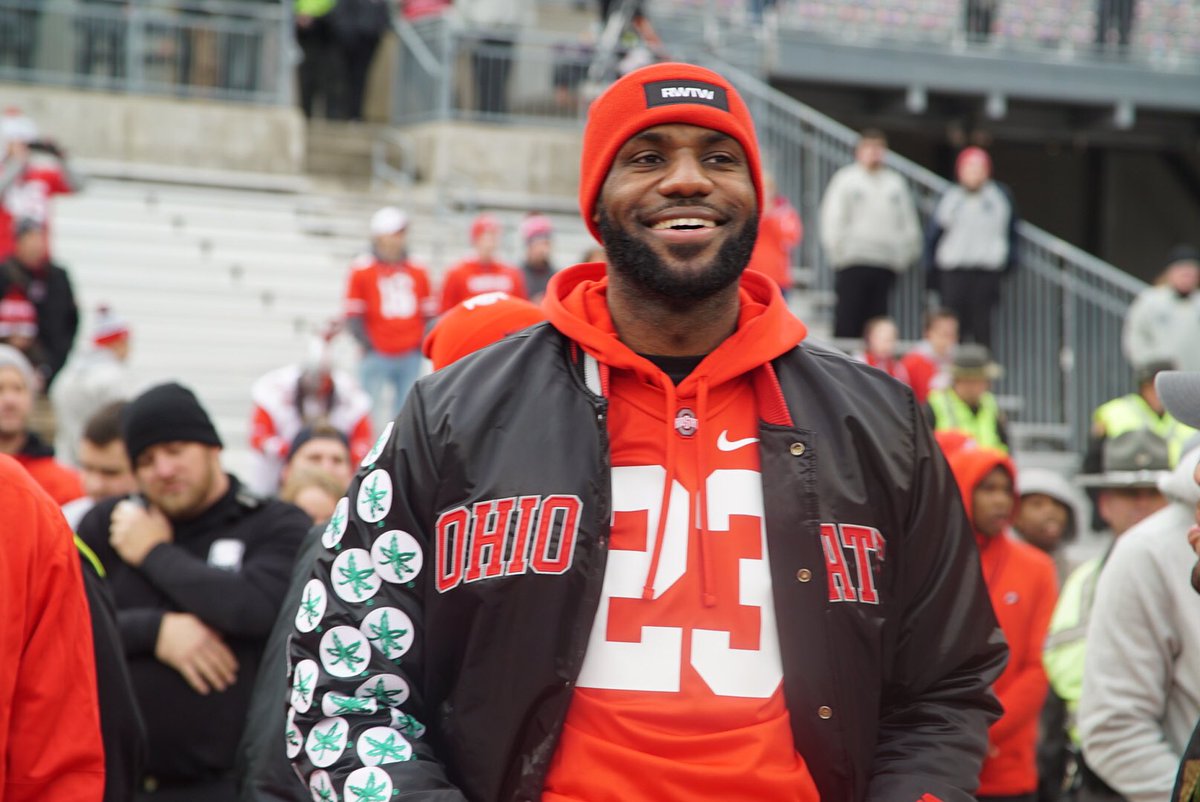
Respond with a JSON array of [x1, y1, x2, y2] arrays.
[[717, 430, 759, 452]]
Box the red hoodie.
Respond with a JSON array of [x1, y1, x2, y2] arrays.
[[945, 445, 1057, 797], [541, 263, 820, 802], [0, 455, 104, 801]]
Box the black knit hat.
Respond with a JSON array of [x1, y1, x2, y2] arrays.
[[121, 382, 222, 465]]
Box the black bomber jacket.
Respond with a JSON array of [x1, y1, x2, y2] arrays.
[[286, 321, 1007, 802]]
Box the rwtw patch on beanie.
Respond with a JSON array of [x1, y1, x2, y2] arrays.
[[578, 62, 763, 243], [121, 382, 222, 465]]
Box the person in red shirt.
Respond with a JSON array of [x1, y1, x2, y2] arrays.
[[0, 453, 105, 801], [901, 307, 959, 404], [0, 343, 82, 504], [853, 316, 912, 385], [746, 173, 802, 299], [344, 206, 434, 427], [0, 108, 81, 260], [439, 213, 527, 312], [943, 440, 1058, 802]]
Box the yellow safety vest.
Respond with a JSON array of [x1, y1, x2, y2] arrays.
[[928, 388, 1007, 453], [1043, 556, 1104, 745], [1093, 394, 1198, 466]]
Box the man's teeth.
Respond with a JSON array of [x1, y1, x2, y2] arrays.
[[650, 218, 717, 230]]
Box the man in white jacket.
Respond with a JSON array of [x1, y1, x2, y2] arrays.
[[1078, 425, 1200, 802], [819, 129, 922, 339], [1123, 248, 1200, 375]]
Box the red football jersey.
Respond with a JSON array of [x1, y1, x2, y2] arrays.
[[344, 256, 434, 355]]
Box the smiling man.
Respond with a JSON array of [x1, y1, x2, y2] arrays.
[[286, 63, 1005, 802], [77, 381, 308, 801]]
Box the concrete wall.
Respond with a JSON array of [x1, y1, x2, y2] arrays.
[[405, 120, 582, 202], [0, 83, 305, 175]]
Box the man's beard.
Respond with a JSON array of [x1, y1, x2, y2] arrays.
[[597, 207, 758, 309]]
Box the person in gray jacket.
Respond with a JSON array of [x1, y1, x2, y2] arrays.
[[1077, 431, 1200, 802], [925, 147, 1018, 349], [819, 129, 922, 339], [1123, 247, 1200, 375]]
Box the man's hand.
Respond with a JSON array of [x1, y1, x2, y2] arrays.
[[155, 612, 239, 695], [109, 499, 172, 567]]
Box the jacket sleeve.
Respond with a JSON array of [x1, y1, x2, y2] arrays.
[[898, 179, 924, 268], [136, 504, 309, 638], [998, 182, 1020, 273], [865, 410, 1008, 802], [817, 169, 846, 262], [5, 474, 106, 802], [1122, 290, 1156, 367], [989, 557, 1056, 744], [287, 385, 469, 800], [1078, 531, 1180, 802]]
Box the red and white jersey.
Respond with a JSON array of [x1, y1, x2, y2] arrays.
[[344, 255, 435, 356], [246, 364, 373, 495], [439, 257, 527, 313], [0, 156, 72, 258], [542, 267, 819, 802]]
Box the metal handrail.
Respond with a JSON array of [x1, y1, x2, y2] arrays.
[[709, 58, 1147, 452]]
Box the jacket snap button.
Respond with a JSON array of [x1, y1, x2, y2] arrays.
[[796, 568, 812, 583], [818, 705, 833, 720], [790, 442, 806, 456]]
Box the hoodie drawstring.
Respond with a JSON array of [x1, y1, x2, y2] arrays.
[[642, 377, 679, 600], [640, 375, 717, 608], [694, 377, 717, 608]]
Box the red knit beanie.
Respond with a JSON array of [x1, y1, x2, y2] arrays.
[[579, 62, 763, 243], [423, 292, 546, 371], [956, 146, 992, 177]]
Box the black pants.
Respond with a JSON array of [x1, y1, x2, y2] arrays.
[[939, 268, 1003, 349], [833, 264, 896, 339], [297, 17, 339, 118], [965, 0, 994, 40], [471, 37, 514, 116], [1095, 0, 1134, 47], [337, 34, 381, 121]]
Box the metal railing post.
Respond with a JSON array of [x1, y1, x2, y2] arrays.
[[126, 0, 143, 94]]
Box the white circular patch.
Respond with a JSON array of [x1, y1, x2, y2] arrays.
[[356, 726, 413, 767], [304, 716, 349, 768], [361, 421, 393, 468], [356, 469, 393, 524], [360, 607, 415, 661], [309, 770, 339, 802], [291, 659, 319, 713], [371, 530, 423, 584], [331, 548, 382, 603], [355, 673, 411, 708], [295, 579, 328, 633], [322, 497, 351, 549], [285, 707, 303, 759], [343, 766, 394, 802], [321, 692, 379, 718], [319, 626, 372, 679]]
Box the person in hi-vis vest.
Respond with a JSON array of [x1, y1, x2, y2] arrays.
[[926, 343, 1009, 452]]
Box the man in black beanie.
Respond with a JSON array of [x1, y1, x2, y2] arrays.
[[77, 381, 309, 802]]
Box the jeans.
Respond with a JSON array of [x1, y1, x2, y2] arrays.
[[360, 349, 423, 429]]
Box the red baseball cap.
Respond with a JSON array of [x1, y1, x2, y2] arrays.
[[423, 292, 546, 371]]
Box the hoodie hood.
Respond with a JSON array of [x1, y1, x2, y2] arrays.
[[544, 262, 806, 604], [1017, 466, 1080, 541], [544, 262, 806, 389], [1159, 445, 1200, 506], [945, 443, 1017, 542]]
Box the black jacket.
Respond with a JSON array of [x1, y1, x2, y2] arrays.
[[0, 255, 78, 387], [76, 540, 147, 802], [287, 322, 1007, 802], [237, 522, 324, 802], [78, 477, 308, 786]]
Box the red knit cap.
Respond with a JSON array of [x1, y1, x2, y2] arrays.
[[579, 62, 763, 243], [956, 146, 992, 177], [423, 292, 546, 371], [470, 213, 501, 244]]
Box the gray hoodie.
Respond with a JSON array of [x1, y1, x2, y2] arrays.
[[1078, 446, 1200, 802]]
